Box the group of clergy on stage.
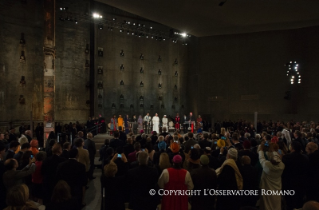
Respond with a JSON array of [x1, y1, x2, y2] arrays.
[[108, 112, 204, 135]]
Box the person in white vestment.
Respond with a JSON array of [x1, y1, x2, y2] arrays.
[[152, 113, 160, 133], [162, 115, 168, 130], [258, 142, 285, 210]]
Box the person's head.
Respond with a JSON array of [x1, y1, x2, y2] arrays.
[[190, 149, 201, 161], [291, 141, 302, 153], [25, 130, 31, 136], [74, 138, 84, 148], [9, 141, 20, 152], [21, 151, 32, 163], [276, 131, 282, 138], [21, 143, 31, 151], [255, 134, 261, 140], [221, 127, 226, 136], [87, 132, 93, 139], [137, 151, 149, 165], [127, 138, 133, 144], [118, 126, 123, 131], [69, 148, 79, 159], [302, 201, 319, 210], [113, 131, 120, 138], [162, 127, 167, 132], [78, 131, 83, 138], [294, 130, 302, 139], [227, 148, 238, 160], [51, 180, 72, 203], [268, 152, 282, 165], [6, 184, 31, 208], [188, 132, 194, 139], [170, 142, 180, 153], [18, 135, 28, 145], [159, 152, 171, 170], [134, 142, 141, 151], [189, 112, 192, 117], [152, 131, 157, 136], [30, 139, 38, 148], [232, 133, 239, 141], [158, 141, 167, 151], [35, 151, 46, 161], [52, 143, 62, 155], [172, 155, 183, 168], [241, 155, 251, 165], [104, 161, 118, 177], [306, 142, 318, 155], [265, 134, 271, 142], [4, 159, 18, 170], [244, 132, 251, 139], [63, 142, 71, 151], [200, 155, 209, 166]]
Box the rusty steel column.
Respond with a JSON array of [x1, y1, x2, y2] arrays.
[[43, 0, 55, 145]]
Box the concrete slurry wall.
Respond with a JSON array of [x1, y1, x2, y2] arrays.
[[0, 0, 44, 123]]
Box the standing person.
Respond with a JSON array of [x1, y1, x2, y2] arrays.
[[132, 115, 137, 134], [182, 114, 188, 133], [162, 115, 168, 131], [84, 132, 96, 180], [188, 112, 195, 133], [258, 142, 285, 210], [196, 115, 202, 132], [8, 128, 17, 143], [32, 151, 46, 204], [191, 155, 217, 210], [74, 139, 90, 175], [175, 113, 180, 130], [110, 115, 117, 135], [143, 113, 151, 133], [118, 115, 124, 130], [5, 141, 20, 160], [282, 141, 308, 210], [158, 155, 194, 210], [124, 115, 130, 134], [137, 115, 143, 132], [152, 113, 160, 133]]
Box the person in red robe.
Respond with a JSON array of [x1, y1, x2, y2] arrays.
[[158, 155, 194, 210], [175, 113, 180, 130]]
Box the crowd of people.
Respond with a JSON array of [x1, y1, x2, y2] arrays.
[[1, 119, 319, 210]]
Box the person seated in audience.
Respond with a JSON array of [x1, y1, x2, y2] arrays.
[[158, 155, 193, 210], [103, 157, 128, 210], [4, 184, 43, 210], [56, 148, 87, 208], [14, 142, 30, 163], [5, 141, 20, 160], [239, 156, 259, 208], [216, 148, 243, 210], [230, 132, 243, 151], [204, 147, 219, 169], [128, 151, 159, 210], [191, 155, 217, 210], [41, 143, 66, 205], [198, 133, 212, 149], [3, 158, 36, 190], [184, 132, 197, 153], [161, 127, 169, 138], [46, 180, 80, 210], [32, 152, 46, 205], [60, 142, 71, 159]]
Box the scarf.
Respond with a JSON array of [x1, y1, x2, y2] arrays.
[[216, 158, 243, 190]]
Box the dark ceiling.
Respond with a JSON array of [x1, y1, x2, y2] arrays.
[[95, 0, 319, 37]]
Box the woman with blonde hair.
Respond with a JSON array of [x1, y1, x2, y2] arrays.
[[15, 135, 29, 154], [4, 184, 39, 210], [157, 152, 171, 175], [220, 127, 226, 137]]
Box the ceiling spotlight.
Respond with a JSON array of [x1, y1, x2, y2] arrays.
[[113, 18, 116, 21], [163, 38, 166, 41], [127, 31, 130, 35], [133, 23, 136, 25], [93, 13, 102, 18], [119, 29, 123, 32], [132, 32, 135, 35], [150, 26, 153, 29], [146, 35, 148, 38], [138, 23, 141, 27], [127, 21, 131, 24], [180, 33, 187, 37], [290, 61, 292, 63], [151, 36, 154, 39], [98, 24, 103, 29], [75, 19, 78, 24], [143, 24, 145, 27]]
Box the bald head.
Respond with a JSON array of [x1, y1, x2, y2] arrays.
[[241, 155, 251, 165], [25, 130, 31, 136], [303, 201, 319, 210], [138, 151, 149, 165], [87, 132, 93, 139], [306, 142, 318, 155]]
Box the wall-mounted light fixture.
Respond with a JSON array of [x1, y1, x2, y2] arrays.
[[97, 66, 103, 74], [140, 67, 144, 73], [140, 54, 144, 60], [120, 50, 124, 56], [20, 76, 26, 86], [85, 60, 89, 68], [20, 33, 25, 44], [85, 44, 89, 54], [175, 71, 178, 77], [120, 64, 124, 70], [140, 81, 144, 87], [120, 80, 124, 85], [19, 95, 25, 104], [158, 69, 161, 75], [158, 83, 162, 88], [20, 51, 25, 62], [158, 56, 162, 62], [98, 48, 103, 57]]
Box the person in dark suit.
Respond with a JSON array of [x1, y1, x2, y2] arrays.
[[306, 142, 319, 202], [60, 142, 71, 159], [239, 156, 259, 208], [238, 140, 258, 167], [183, 133, 198, 153], [191, 155, 217, 210], [14, 143, 31, 163], [118, 126, 127, 142], [84, 132, 96, 180], [123, 137, 134, 157], [110, 131, 125, 151], [41, 143, 66, 205], [127, 151, 159, 210], [282, 141, 309, 210], [56, 148, 87, 207], [5, 141, 20, 160], [8, 128, 17, 143]]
